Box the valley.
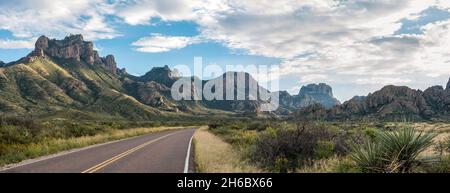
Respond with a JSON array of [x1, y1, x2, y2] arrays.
[[0, 35, 449, 173]]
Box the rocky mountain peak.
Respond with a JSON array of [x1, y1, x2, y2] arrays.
[[299, 83, 333, 97], [294, 83, 340, 109], [0, 60, 5, 67], [29, 34, 119, 74], [141, 65, 177, 86], [446, 77, 450, 90], [103, 55, 117, 73]]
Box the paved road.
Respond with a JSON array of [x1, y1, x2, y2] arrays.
[[1, 129, 196, 173]]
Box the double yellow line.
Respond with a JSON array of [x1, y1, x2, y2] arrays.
[[82, 132, 179, 173]]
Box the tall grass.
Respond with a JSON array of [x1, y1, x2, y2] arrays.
[[193, 127, 261, 173]]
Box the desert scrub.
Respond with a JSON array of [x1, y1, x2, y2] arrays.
[[0, 126, 186, 166], [193, 127, 261, 173], [250, 122, 349, 172]]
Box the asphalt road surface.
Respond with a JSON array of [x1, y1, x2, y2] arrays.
[[1, 128, 196, 173]]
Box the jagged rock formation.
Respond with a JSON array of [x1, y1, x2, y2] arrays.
[[294, 83, 341, 108], [30, 35, 121, 74], [0, 60, 4, 67], [139, 65, 178, 87], [298, 81, 450, 121], [277, 83, 341, 111], [2, 34, 449, 121], [447, 78, 450, 90]]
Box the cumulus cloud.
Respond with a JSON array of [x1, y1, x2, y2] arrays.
[[114, 0, 197, 25], [0, 38, 35, 49], [0, 0, 119, 40], [356, 77, 412, 85], [1, 0, 450, 99], [132, 33, 200, 53]]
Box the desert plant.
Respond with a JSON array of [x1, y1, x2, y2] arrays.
[[350, 126, 437, 173], [350, 141, 384, 172], [250, 122, 345, 172]]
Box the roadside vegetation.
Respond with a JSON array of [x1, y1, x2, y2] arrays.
[[193, 127, 262, 173], [0, 117, 193, 166], [207, 120, 450, 173]]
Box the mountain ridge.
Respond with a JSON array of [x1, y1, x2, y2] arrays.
[[2, 34, 447, 121]]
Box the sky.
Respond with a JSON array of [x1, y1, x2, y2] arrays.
[[0, 0, 450, 102]]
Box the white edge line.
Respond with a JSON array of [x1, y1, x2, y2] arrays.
[[184, 135, 194, 173]]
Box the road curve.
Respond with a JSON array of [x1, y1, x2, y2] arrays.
[[1, 128, 196, 173]]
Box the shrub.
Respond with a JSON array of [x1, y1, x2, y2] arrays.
[[315, 140, 335, 159], [350, 126, 437, 173], [250, 122, 345, 172]]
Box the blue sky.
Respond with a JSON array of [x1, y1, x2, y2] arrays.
[[1, 1, 450, 102]]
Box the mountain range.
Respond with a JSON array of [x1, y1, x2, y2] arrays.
[[0, 35, 340, 120], [0, 34, 448, 121], [297, 82, 450, 121]]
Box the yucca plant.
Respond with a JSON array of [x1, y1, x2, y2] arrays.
[[351, 126, 437, 173], [350, 141, 384, 173]]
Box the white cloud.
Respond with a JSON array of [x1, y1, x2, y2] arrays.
[[0, 38, 35, 49], [356, 77, 412, 85], [132, 33, 199, 53], [115, 0, 197, 25], [1, 0, 450, 99], [0, 0, 119, 40], [299, 74, 328, 84]]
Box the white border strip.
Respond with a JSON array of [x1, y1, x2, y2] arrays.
[[183, 135, 194, 173]]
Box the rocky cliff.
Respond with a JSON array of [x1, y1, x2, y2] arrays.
[[294, 83, 341, 108], [29, 35, 120, 74], [447, 78, 450, 90], [298, 81, 450, 121]]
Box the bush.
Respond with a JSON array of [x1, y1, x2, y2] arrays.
[[350, 126, 437, 173], [250, 122, 345, 172]]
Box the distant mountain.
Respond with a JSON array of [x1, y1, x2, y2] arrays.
[[0, 35, 165, 120], [295, 83, 341, 108], [277, 83, 341, 113], [0, 61, 4, 67], [298, 81, 450, 121], [3, 34, 407, 121], [447, 78, 450, 90], [138, 65, 178, 87]]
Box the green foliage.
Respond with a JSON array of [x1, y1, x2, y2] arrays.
[[350, 126, 437, 173], [249, 122, 347, 172], [363, 127, 378, 140], [332, 157, 361, 173], [315, 140, 335, 159]]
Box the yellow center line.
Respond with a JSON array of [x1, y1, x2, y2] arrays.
[[81, 131, 180, 173]]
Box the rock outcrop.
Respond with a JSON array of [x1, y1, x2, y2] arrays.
[[300, 80, 450, 121], [293, 83, 341, 108], [140, 65, 178, 86], [0, 61, 4, 67], [31, 35, 119, 74], [447, 78, 450, 90], [102, 55, 117, 73]]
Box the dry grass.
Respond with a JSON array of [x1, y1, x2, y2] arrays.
[[297, 157, 341, 173], [411, 123, 450, 156], [193, 127, 262, 173]]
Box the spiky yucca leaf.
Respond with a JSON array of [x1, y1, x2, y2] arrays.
[[350, 141, 384, 173], [350, 126, 437, 173], [377, 126, 437, 172]]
